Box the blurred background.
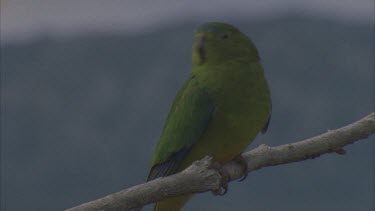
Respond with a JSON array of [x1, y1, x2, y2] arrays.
[[1, 1, 374, 210]]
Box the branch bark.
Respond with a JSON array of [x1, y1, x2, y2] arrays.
[[67, 112, 375, 211]]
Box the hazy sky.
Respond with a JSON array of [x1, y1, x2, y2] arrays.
[[1, 0, 374, 42]]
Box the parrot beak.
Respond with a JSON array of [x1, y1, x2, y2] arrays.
[[196, 34, 206, 64]]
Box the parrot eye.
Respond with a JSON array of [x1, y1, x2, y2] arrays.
[[221, 33, 229, 39]]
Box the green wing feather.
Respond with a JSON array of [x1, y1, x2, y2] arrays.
[[147, 74, 215, 181]]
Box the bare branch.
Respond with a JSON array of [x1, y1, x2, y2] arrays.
[[67, 112, 375, 211]]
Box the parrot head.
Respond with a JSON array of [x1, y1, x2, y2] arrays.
[[192, 22, 260, 66]]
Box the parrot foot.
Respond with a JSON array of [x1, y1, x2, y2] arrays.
[[233, 155, 248, 182], [209, 161, 230, 196]]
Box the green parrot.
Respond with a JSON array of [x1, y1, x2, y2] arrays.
[[139, 22, 271, 211]]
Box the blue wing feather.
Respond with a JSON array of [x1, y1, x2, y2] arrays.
[[147, 147, 191, 181]]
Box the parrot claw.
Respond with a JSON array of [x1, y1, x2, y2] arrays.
[[209, 161, 230, 196], [233, 155, 248, 182]]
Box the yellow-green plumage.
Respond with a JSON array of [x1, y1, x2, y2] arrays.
[[143, 22, 271, 211]]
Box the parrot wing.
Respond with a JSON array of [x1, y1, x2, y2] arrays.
[[147, 74, 215, 181], [261, 104, 272, 134]]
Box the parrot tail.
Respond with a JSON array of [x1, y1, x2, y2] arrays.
[[153, 194, 193, 211]]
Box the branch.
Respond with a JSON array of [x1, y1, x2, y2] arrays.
[[67, 112, 375, 211]]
